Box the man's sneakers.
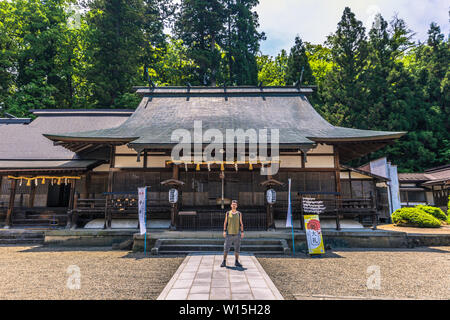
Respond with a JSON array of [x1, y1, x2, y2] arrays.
[[221, 259, 243, 268]]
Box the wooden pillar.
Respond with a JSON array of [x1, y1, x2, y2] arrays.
[[170, 164, 179, 230], [370, 191, 377, 230], [70, 192, 79, 229], [105, 145, 115, 229], [82, 173, 90, 199], [28, 183, 36, 208], [334, 146, 341, 231], [5, 179, 17, 228], [67, 180, 77, 228]]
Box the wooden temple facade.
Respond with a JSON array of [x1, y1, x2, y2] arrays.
[[0, 86, 405, 230]]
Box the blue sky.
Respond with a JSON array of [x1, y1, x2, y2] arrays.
[[256, 0, 449, 56]]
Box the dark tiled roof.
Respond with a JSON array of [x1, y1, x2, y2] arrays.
[[0, 159, 100, 171], [398, 173, 428, 181], [44, 87, 406, 149], [399, 169, 450, 186], [0, 110, 130, 161]]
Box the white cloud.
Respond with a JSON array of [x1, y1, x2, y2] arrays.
[[256, 0, 449, 56]]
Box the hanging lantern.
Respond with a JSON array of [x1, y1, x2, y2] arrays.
[[196, 163, 200, 171], [207, 163, 211, 171], [42, 178, 46, 184], [34, 178, 38, 186], [57, 178, 61, 185], [26, 179, 31, 186], [220, 162, 224, 171], [234, 163, 238, 171], [249, 163, 253, 171]]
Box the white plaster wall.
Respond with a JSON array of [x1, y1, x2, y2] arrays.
[[304, 155, 334, 168]]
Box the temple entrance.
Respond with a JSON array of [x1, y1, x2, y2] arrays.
[[47, 184, 71, 207], [177, 169, 267, 230]]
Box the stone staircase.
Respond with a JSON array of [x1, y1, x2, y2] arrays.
[[151, 238, 290, 255], [0, 229, 45, 245]]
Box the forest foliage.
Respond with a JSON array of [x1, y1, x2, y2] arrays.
[[0, 1, 448, 171]]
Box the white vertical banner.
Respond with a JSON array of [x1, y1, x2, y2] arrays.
[[138, 187, 147, 235], [285, 178, 292, 228]]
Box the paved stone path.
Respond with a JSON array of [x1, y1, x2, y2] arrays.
[[157, 253, 284, 300]]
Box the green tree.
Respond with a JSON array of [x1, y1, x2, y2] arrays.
[[286, 36, 314, 86], [174, 0, 226, 85], [223, 0, 265, 85], [3, 0, 82, 116], [256, 50, 288, 86], [320, 7, 368, 126], [85, 0, 151, 107]]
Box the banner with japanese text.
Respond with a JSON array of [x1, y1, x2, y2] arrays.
[[138, 187, 147, 235]]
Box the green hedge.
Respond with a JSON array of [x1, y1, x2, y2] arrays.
[[391, 207, 441, 228], [414, 205, 448, 221], [447, 195, 450, 224]]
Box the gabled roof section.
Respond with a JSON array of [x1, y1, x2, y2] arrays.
[[43, 86, 406, 159], [0, 109, 132, 161]]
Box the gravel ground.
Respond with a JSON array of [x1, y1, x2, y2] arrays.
[[257, 247, 450, 300], [0, 246, 184, 300]]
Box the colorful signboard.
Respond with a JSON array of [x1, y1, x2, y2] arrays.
[[302, 196, 325, 255], [303, 215, 325, 254]]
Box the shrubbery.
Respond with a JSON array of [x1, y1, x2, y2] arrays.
[[415, 205, 448, 221], [391, 207, 441, 228], [448, 195, 450, 217]]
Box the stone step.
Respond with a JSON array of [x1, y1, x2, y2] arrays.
[[0, 232, 45, 240], [152, 238, 290, 255], [159, 244, 284, 252], [0, 238, 44, 245], [157, 250, 284, 255], [159, 238, 284, 245]]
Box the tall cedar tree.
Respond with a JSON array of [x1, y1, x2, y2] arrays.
[[174, 0, 226, 86], [224, 0, 265, 85], [286, 36, 314, 86], [320, 7, 368, 127], [86, 0, 165, 107]]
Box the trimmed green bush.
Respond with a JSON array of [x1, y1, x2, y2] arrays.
[[447, 195, 450, 224], [414, 205, 448, 221], [391, 207, 441, 228]]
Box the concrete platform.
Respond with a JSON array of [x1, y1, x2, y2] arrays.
[[2, 225, 449, 248], [157, 253, 284, 300]]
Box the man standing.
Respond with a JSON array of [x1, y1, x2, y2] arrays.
[[221, 200, 244, 268]]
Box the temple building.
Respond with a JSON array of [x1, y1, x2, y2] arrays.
[[0, 86, 405, 230]]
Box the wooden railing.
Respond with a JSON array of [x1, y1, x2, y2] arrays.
[[69, 194, 170, 228], [69, 192, 378, 230], [177, 209, 267, 231]]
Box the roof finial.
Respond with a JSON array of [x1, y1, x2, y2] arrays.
[[295, 66, 305, 89]]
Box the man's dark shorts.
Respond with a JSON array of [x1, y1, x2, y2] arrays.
[[224, 233, 241, 253]]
